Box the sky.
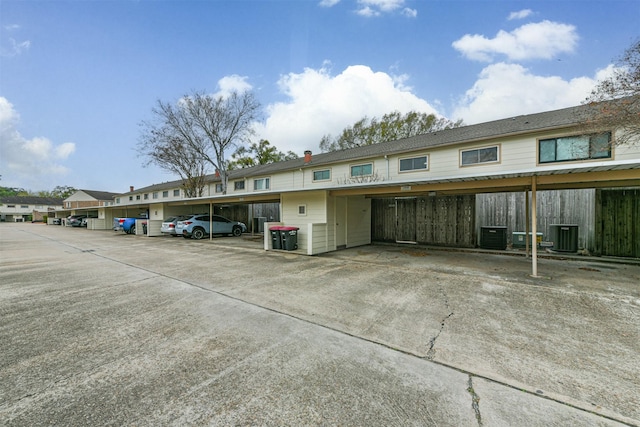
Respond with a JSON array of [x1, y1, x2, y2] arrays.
[[1, 0, 638, 193]]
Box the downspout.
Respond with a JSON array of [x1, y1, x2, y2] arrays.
[[384, 155, 389, 180]]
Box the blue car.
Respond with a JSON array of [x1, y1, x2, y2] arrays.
[[176, 214, 247, 240]]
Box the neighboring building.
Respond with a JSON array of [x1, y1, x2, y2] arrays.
[[93, 99, 640, 257], [58, 189, 120, 228], [0, 196, 63, 222]]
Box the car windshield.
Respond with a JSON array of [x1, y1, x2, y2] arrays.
[[163, 217, 176, 222]]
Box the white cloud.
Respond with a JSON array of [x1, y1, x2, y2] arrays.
[[452, 63, 616, 124], [318, 0, 341, 6], [508, 9, 533, 21], [0, 97, 76, 188], [214, 74, 252, 98], [355, 0, 414, 17], [255, 64, 438, 154], [452, 20, 578, 62]]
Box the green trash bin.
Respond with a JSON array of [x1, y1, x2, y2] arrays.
[[269, 226, 283, 249], [280, 226, 299, 251]]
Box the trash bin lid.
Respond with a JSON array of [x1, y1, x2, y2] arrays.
[[269, 226, 284, 231], [279, 226, 299, 231]]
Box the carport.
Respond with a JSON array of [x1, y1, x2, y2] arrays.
[[330, 166, 640, 277]]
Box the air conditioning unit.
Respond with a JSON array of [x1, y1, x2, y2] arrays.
[[480, 226, 507, 250], [550, 224, 579, 252]]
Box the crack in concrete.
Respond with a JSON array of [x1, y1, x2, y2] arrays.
[[426, 287, 454, 360], [467, 375, 483, 426]]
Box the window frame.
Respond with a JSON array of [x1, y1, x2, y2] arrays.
[[398, 154, 429, 173], [538, 132, 612, 164], [173, 189, 180, 197], [459, 145, 500, 167], [312, 169, 331, 182], [234, 180, 245, 191], [350, 162, 373, 177], [253, 177, 271, 191], [162, 191, 169, 198]]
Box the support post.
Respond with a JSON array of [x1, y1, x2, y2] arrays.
[[209, 202, 213, 241], [525, 189, 530, 258], [531, 176, 538, 277]]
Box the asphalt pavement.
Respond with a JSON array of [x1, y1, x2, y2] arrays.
[[1, 223, 638, 426]]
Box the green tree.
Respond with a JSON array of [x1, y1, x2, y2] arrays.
[[38, 185, 76, 199], [227, 140, 298, 170], [584, 39, 640, 146], [319, 111, 462, 152]]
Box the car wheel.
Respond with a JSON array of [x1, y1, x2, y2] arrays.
[[130, 225, 136, 235], [232, 226, 242, 237], [193, 228, 205, 240]]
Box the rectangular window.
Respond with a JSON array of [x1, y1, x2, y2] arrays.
[[215, 183, 223, 193], [460, 146, 499, 166], [298, 205, 306, 216], [152, 192, 158, 199], [144, 194, 149, 200], [21, 205, 29, 209], [539, 132, 611, 163], [129, 196, 133, 201], [313, 169, 331, 181], [254, 177, 270, 190], [234, 181, 245, 191], [116, 198, 120, 204], [136, 195, 140, 200], [399, 155, 428, 172], [173, 189, 180, 197], [350, 163, 373, 177], [7, 205, 15, 208], [162, 191, 168, 198]]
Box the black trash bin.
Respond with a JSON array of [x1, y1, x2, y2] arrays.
[[269, 226, 283, 249], [280, 226, 299, 251]]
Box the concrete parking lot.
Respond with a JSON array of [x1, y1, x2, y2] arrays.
[[1, 223, 639, 426]]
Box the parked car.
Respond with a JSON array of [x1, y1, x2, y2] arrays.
[[160, 215, 190, 236], [176, 214, 247, 240], [67, 215, 87, 227], [52, 218, 62, 225]]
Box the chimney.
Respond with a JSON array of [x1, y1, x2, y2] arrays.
[[129, 186, 134, 192], [304, 150, 312, 164]]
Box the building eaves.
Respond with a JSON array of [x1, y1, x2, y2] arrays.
[[80, 190, 120, 200]]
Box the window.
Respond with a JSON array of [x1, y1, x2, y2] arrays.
[[254, 177, 270, 190], [539, 132, 611, 164], [129, 196, 133, 201], [136, 195, 140, 200], [7, 205, 15, 208], [399, 155, 428, 172], [173, 189, 180, 197], [21, 205, 29, 209], [298, 205, 306, 216], [162, 191, 169, 198], [234, 181, 245, 191], [313, 169, 331, 181], [144, 194, 149, 200], [215, 183, 223, 193], [350, 163, 373, 177], [460, 146, 499, 166], [116, 198, 120, 204], [153, 192, 158, 199]]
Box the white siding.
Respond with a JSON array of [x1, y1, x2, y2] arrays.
[[345, 196, 371, 248]]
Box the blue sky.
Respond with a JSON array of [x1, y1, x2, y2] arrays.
[[1, 0, 638, 193]]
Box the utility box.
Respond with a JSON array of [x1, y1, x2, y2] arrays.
[[480, 226, 507, 250], [550, 224, 579, 252], [512, 232, 543, 248]]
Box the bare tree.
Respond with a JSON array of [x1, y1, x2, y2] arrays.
[[138, 90, 260, 195], [584, 39, 640, 146]]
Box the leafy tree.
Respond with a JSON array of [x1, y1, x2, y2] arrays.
[[227, 140, 298, 170], [584, 39, 640, 146], [138, 90, 260, 195], [320, 111, 462, 152], [40, 185, 76, 199], [0, 186, 27, 197]]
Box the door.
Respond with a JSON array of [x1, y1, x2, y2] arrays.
[[396, 197, 417, 243]]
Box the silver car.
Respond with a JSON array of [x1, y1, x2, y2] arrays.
[[160, 215, 190, 236], [176, 214, 247, 240]]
